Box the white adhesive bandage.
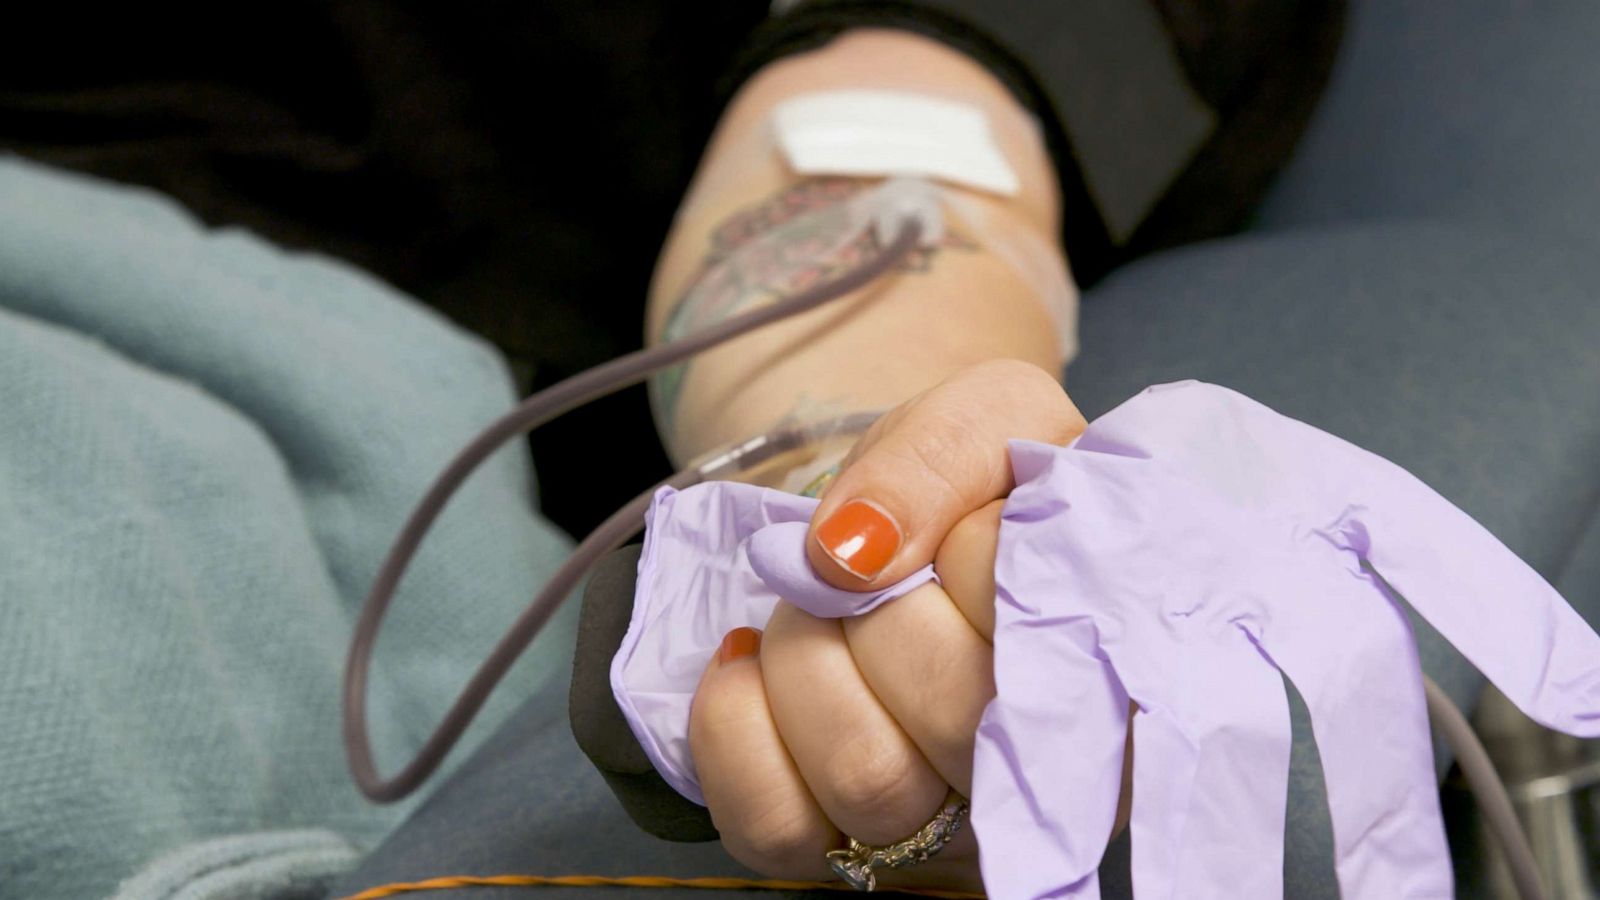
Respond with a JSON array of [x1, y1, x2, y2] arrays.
[[772, 89, 1021, 197]]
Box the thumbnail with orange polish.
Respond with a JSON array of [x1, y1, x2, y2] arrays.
[[815, 498, 901, 579]]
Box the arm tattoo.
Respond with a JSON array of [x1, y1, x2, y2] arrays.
[[651, 177, 973, 441]]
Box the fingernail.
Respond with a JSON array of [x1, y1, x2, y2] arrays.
[[717, 627, 761, 664], [815, 498, 901, 580]]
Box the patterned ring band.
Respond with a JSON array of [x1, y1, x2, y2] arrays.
[[825, 789, 969, 891]]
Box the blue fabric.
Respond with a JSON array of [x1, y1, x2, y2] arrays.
[[109, 831, 360, 900], [0, 156, 579, 900]]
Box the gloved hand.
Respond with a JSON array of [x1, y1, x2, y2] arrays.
[[964, 380, 1600, 899], [679, 359, 1092, 889], [616, 377, 1600, 899]]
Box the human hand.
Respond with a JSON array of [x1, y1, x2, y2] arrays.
[[688, 360, 1120, 889]]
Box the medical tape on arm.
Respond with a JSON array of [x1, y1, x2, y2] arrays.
[[772, 88, 1079, 365]]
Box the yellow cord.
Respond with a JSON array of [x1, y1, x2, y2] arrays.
[[339, 873, 985, 900]]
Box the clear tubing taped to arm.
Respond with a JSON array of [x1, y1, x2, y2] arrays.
[[650, 174, 1079, 466], [648, 177, 942, 453]]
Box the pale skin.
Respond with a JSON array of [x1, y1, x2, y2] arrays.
[[645, 29, 1133, 890]]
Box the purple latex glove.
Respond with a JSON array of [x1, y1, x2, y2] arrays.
[[612, 380, 1600, 898], [611, 484, 936, 805]]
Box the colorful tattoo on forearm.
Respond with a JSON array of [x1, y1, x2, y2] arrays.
[[651, 177, 974, 439]]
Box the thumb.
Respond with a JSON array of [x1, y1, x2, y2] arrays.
[[807, 359, 1085, 590]]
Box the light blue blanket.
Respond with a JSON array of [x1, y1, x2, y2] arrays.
[[0, 157, 579, 899]]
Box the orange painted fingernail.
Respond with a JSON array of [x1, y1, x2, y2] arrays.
[[815, 498, 901, 580], [718, 627, 761, 664]]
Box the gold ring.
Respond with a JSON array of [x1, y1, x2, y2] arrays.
[[825, 790, 969, 891]]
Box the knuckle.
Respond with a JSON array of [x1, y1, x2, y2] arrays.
[[972, 358, 1087, 440], [943, 501, 1003, 558], [690, 675, 759, 739], [923, 705, 983, 772], [894, 412, 992, 506], [971, 356, 1046, 384], [821, 733, 925, 824], [928, 655, 994, 750], [970, 358, 1056, 403], [721, 803, 830, 877], [762, 600, 812, 646]]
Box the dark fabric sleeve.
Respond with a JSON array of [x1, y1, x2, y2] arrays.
[[715, 0, 1345, 288]]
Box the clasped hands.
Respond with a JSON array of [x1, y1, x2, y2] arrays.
[[686, 359, 1128, 892]]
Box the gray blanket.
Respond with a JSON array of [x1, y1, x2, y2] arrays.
[[0, 157, 579, 899]]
